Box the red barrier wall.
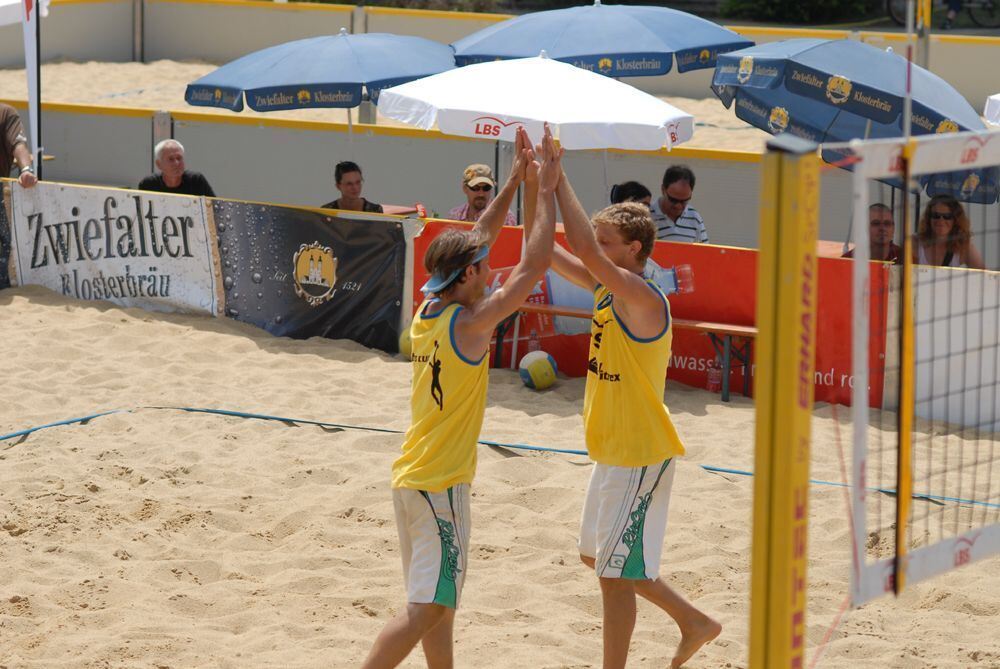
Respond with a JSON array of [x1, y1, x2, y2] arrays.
[[411, 220, 888, 407]]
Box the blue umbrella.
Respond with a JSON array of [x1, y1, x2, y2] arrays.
[[451, 0, 752, 77], [185, 30, 456, 113], [712, 38, 997, 203]]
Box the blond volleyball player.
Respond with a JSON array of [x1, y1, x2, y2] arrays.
[[360, 126, 560, 669], [523, 163, 721, 668]]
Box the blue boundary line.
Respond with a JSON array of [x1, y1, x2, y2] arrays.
[[3, 407, 999, 510]]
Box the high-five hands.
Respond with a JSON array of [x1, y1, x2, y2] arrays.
[[536, 123, 564, 194]]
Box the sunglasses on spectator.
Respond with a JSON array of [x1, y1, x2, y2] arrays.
[[870, 219, 894, 226], [467, 184, 493, 192], [666, 194, 691, 206], [930, 212, 954, 221]]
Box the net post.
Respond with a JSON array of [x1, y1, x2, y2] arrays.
[[850, 143, 871, 606], [750, 135, 820, 669], [894, 140, 918, 595]]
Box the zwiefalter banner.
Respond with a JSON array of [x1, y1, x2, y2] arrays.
[[212, 200, 405, 352], [6, 181, 223, 315]]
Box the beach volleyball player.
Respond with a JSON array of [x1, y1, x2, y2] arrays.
[[522, 158, 721, 668], [361, 126, 560, 669]]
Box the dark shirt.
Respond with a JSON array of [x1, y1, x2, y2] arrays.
[[322, 198, 384, 214], [842, 242, 902, 264], [138, 171, 215, 197], [1, 104, 28, 176]]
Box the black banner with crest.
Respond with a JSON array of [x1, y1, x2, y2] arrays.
[[212, 200, 405, 352]]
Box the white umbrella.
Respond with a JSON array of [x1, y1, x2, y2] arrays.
[[986, 94, 1000, 127], [377, 53, 694, 151]]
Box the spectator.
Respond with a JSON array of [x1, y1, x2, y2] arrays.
[[610, 181, 652, 207], [138, 139, 215, 197], [842, 203, 902, 263], [322, 161, 383, 213], [1, 103, 37, 189], [649, 165, 708, 243], [942, 0, 963, 29], [447, 163, 517, 226], [914, 195, 985, 269]]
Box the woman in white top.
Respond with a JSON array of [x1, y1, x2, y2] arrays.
[[914, 195, 985, 270]]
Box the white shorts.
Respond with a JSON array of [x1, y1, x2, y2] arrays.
[[578, 458, 676, 580], [392, 484, 471, 609]]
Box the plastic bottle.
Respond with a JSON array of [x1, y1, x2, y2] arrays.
[[673, 264, 695, 294], [527, 329, 541, 353], [414, 202, 427, 218], [707, 356, 723, 393]]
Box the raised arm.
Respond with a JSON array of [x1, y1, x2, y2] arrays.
[[472, 127, 530, 248], [556, 170, 662, 316], [460, 126, 560, 337], [518, 139, 594, 291]]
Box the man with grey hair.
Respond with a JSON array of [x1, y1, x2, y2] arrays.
[[138, 139, 215, 197]]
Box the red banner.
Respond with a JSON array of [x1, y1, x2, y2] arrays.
[[411, 220, 889, 407]]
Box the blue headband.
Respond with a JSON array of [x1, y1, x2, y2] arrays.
[[421, 244, 490, 294]]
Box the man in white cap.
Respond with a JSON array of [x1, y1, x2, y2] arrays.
[[447, 163, 517, 226]]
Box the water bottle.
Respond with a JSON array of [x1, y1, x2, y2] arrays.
[[644, 260, 694, 295], [527, 329, 541, 352], [707, 357, 723, 393]]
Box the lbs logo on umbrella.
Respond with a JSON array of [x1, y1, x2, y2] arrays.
[[293, 241, 338, 306], [825, 75, 852, 105]]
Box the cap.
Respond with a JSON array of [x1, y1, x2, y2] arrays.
[[463, 164, 495, 188], [421, 244, 490, 294]]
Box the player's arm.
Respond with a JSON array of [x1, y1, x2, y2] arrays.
[[460, 128, 560, 337], [518, 147, 594, 291], [472, 126, 530, 248], [556, 172, 664, 332]]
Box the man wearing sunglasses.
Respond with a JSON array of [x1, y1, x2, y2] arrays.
[[842, 203, 901, 264], [447, 163, 517, 226], [649, 165, 708, 243]]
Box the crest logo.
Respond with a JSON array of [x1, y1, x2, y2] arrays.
[[297, 89, 312, 105], [598, 57, 613, 74], [214, 88, 222, 103], [293, 241, 338, 306], [768, 106, 789, 133], [698, 49, 711, 64], [737, 56, 754, 84], [936, 119, 959, 133], [960, 173, 981, 198], [825, 75, 852, 104]]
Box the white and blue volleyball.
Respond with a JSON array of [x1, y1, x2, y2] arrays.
[[519, 350, 558, 390]]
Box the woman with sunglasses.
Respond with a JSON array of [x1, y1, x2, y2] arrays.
[[914, 195, 985, 269]]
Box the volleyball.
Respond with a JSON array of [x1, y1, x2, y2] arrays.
[[519, 350, 558, 390], [398, 327, 412, 360]]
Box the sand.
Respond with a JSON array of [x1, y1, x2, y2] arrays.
[[1, 284, 998, 667], [0, 60, 772, 153]]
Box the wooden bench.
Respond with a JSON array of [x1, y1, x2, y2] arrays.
[[498, 302, 757, 402]]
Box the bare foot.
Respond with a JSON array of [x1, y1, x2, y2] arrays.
[[671, 616, 722, 668]]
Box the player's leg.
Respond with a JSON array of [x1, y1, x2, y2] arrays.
[[628, 459, 720, 667], [362, 603, 449, 669], [419, 485, 470, 669], [362, 486, 470, 668], [419, 606, 456, 669]]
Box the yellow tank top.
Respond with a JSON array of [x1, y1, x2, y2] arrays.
[[392, 299, 489, 492], [583, 282, 685, 467]]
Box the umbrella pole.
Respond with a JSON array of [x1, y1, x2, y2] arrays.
[[347, 107, 354, 158], [602, 149, 610, 204]]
